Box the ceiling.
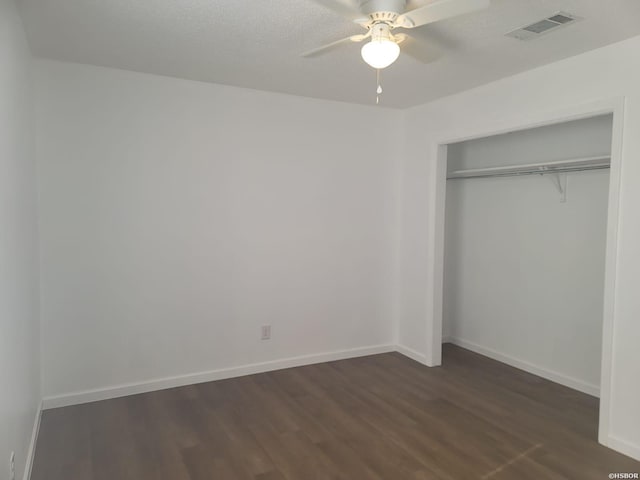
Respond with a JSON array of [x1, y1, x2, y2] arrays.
[[18, 0, 640, 108]]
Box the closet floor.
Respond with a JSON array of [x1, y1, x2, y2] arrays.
[[31, 344, 639, 479]]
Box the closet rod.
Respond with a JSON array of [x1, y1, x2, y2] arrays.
[[447, 156, 610, 180]]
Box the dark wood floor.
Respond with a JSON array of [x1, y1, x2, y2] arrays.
[[32, 344, 639, 479]]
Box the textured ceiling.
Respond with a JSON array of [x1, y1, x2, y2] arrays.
[[18, 0, 640, 108]]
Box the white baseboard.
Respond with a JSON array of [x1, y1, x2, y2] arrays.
[[605, 435, 640, 462], [23, 401, 42, 480], [447, 337, 600, 397], [42, 344, 395, 409], [441, 336, 453, 343], [395, 344, 428, 365]]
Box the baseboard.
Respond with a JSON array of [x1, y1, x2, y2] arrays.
[[441, 336, 453, 343], [395, 344, 428, 365], [605, 435, 640, 462], [447, 337, 600, 397], [42, 344, 395, 409], [23, 401, 42, 480]]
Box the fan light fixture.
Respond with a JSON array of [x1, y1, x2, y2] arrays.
[[360, 23, 400, 69], [361, 38, 400, 69]]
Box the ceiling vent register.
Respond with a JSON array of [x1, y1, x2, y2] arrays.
[[505, 12, 580, 41]]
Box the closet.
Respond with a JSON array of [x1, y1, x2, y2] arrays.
[[443, 114, 613, 396]]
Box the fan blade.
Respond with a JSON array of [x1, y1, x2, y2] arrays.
[[309, 0, 362, 19], [395, 33, 442, 63], [396, 0, 490, 28], [301, 34, 368, 58], [353, 17, 372, 27], [407, 24, 460, 50]]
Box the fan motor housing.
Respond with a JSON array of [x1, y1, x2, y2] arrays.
[[361, 0, 406, 15], [368, 11, 400, 24]]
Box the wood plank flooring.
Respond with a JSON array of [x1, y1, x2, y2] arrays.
[[32, 344, 639, 479]]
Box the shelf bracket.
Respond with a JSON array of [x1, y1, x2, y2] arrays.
[[547, 172, 567, 203]]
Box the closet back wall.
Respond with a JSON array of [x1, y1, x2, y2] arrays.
[[444, 115, 613, 395], [35, 60, 401, 402]]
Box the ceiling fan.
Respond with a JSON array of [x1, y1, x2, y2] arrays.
[[303, 0, 490, 69]]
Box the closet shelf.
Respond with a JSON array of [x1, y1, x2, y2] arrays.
[[447, 155, 611, 180]]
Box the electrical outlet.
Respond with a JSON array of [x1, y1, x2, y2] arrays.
[[261, 325, 271, 340], [9, 451, 15, 480]]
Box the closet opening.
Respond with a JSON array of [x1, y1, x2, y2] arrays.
[[439, 111, 618, 443]]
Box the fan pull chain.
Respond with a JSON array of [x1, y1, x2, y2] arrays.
[[376, 69, 382, 105]]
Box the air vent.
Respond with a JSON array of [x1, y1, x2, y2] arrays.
[[506, 12, 580, 41]]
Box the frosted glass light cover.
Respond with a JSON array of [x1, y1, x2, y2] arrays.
[[361, 39, 400, 69]]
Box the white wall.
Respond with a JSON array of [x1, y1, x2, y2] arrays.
[[443, 116, 612, 394], [399, 35, 640, 459], [35, 60, 402, 400], [0, 0, 41, 479]]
